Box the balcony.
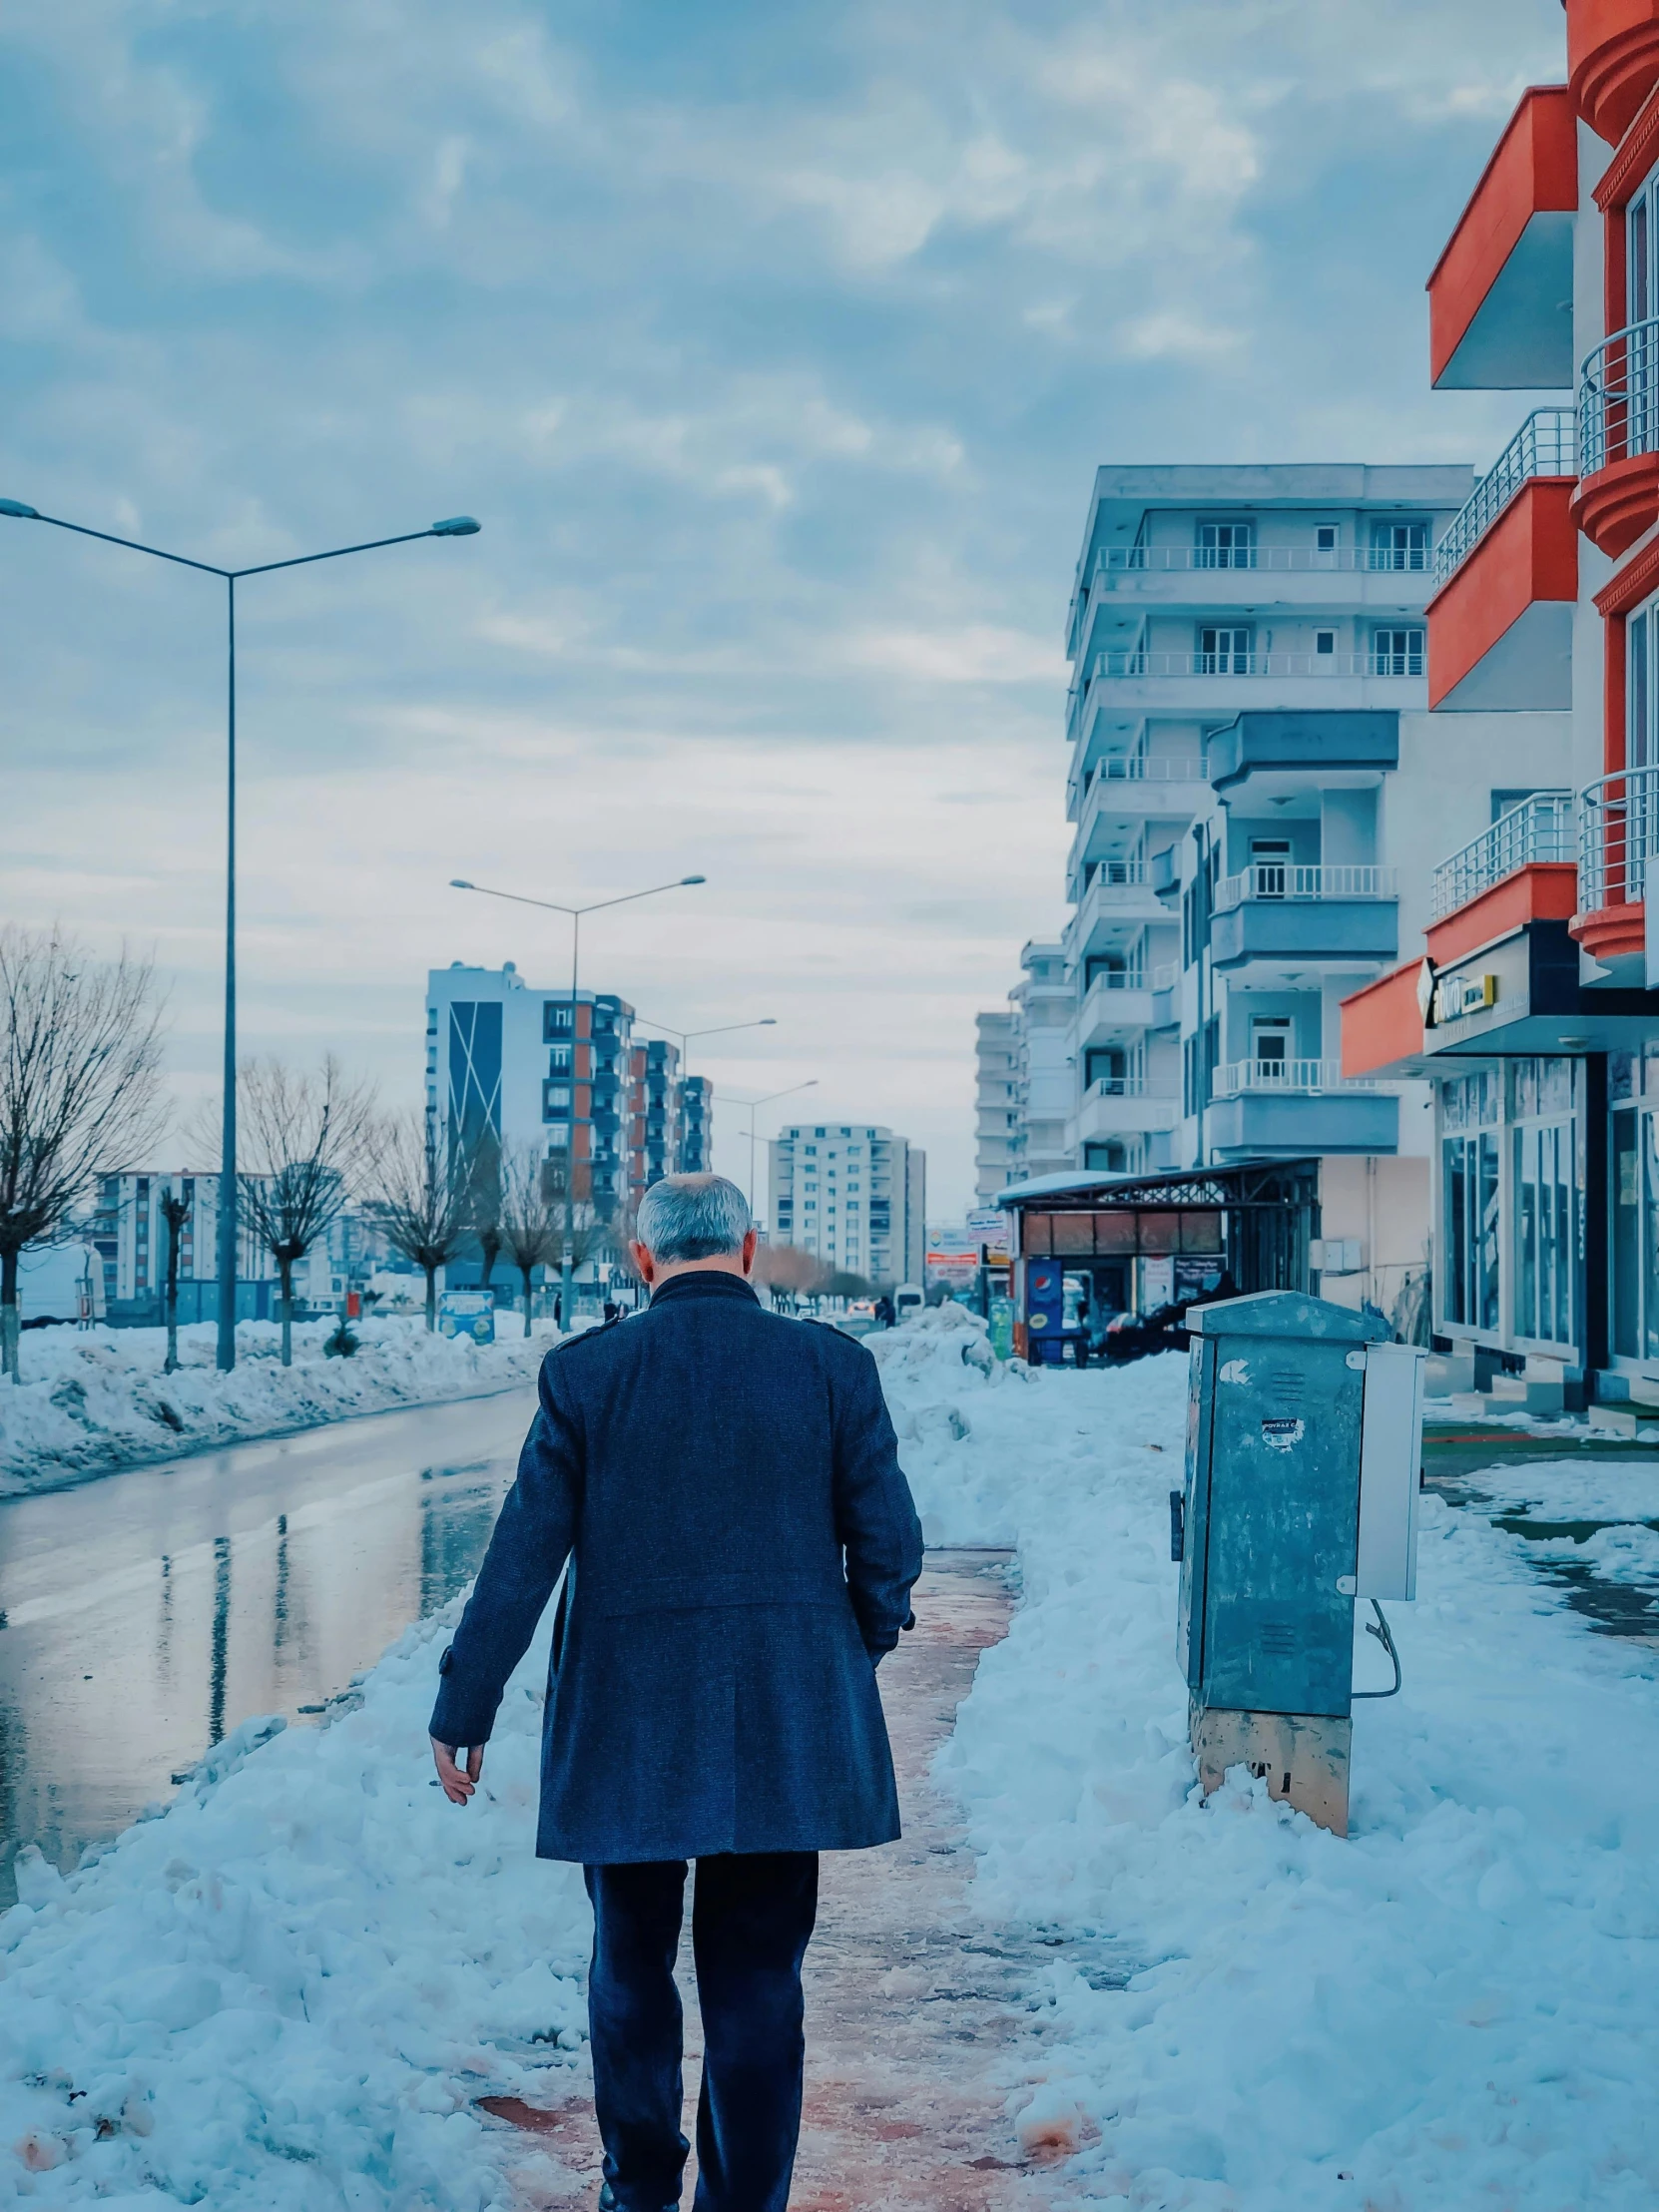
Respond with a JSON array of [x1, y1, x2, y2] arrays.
[[1206, 709, 1398, 794], [1574, 760, 1659, 970], [1150, 960, 1179, 1030], [1069, 862, 1168, 952], [1067, 756, 1206, 884], [1567, 0, 1659, 144], [1207, 1069, 1399, 1159], [1431, 792, 1574, 919], [1426, 447, 1576, 712], [1075, 1077, 1181, 1143], [1426, 86, 1576, 388], [1074, 971, 1155, 1047], [1575, 318, 1659, 554], [1210, 867, 1399, 972], [1430, 411, 1576, 590]]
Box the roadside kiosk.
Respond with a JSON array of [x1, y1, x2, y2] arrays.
[[1174, 1291, 1425, 1835]]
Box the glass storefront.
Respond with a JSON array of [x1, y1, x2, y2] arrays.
[[1512, 1058, 1576, 1349], [1440, 1070, 1499, 1332], [1609, 1048, 1659, 1369]]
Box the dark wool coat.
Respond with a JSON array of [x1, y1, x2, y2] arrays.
[[428, 1272, 924, 1864]]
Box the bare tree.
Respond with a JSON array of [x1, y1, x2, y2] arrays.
[[464, 1129, 504, 1303], [367, 1110, 473, 1330], [158, 1183, 192, 1374], [194, 1056, 377, 1367], [751, 1243, 830, 1309], [540, 1155, 611, 1325], [0, 926, 167, 1383], [498, 1143, 558, 1333]]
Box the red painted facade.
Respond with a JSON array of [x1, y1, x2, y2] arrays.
[[1568, 0, 1659, 143], [1424, 479, 1577, 708], [1426, 88, 1577, 385]]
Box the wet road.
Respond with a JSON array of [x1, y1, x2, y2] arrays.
[[0, 1386, 537, 1906]]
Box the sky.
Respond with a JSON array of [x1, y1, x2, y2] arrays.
[[0, 0, 1567, 1222]]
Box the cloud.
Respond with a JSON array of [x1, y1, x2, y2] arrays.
[[0, 0, 1568, 1213]]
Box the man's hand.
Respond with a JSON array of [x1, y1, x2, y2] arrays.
[[431, 1736, 483, 1805]]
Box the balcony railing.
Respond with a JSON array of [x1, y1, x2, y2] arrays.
[[1430, 408, 1576, 589], [1090, 755, 1208, 785], [1079, 546, 1431, 579], [1213, 863, 1397, 910], [1579, 318, 1659, 480], [1087, 649, 1421, 681], [1578, 762, 1659, 912], [1082, 968, 1148, 991], [1082, 1074, 1152, 1100], [1212, 1059, 1377, 1097], [1429, 790, 1574, 920], [1081, 859, 1149, 896]]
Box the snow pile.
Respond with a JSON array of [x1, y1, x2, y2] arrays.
[[0, 1601, 591, 2209], [876, 1325, 1659, 2210], [0, 1317, 547, 1497]]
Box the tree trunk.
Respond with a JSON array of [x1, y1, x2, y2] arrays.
[[278, 1256, 294, 1367], [1, 1245, 20, 1383], [424, 1264, 438, 1331], [164, 1217, 181, 1376], [519, 1264, 535, 1341]]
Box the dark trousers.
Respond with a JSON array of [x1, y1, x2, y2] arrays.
[[584, 1852, 819, 2212]]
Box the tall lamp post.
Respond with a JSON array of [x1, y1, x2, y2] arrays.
[[717, 1080, 820, 1220], [631, 1015, 778, 1169], [1, 496, 481, 1372], [448, 873, 706, 1327]]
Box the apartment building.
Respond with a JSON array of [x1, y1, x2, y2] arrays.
[[82, 1171, 350, 1325], [426, 962, 711, 1232], [768, 1123, 926, 1287], [974, 1009, 1022, 1202], [1341, 29, 1659, 1417]]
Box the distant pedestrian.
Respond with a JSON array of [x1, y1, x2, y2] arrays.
[[430, 1173, 922, 2212]]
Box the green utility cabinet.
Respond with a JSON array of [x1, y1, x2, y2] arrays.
[[1176, 1291, 1424, 1834]]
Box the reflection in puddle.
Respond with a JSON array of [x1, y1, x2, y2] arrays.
[[0, 1392, 532, 1906]]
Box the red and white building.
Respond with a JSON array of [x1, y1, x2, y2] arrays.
[[1342, 4, 1659, 1416]]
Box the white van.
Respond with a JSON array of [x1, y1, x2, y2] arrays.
[[893, 1283, 924, 1321]]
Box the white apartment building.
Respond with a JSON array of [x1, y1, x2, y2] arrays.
[[1012, 941, 1072, 1180], [974, 1009, 1021, 1203], [974, 942, 1072, 1201], [82, 1171, 348, 1324], [769, 1123, 926, 1287], [1053, 464, 1568, 1311]]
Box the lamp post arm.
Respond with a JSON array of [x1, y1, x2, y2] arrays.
[[25, 510, 228, 577], [232, 528, 447, 578]]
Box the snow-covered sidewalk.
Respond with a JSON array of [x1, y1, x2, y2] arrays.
[[0, 1316, 548, 1498], [3, 1306, 1658, 2208]]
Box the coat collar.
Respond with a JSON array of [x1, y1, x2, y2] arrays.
[[647, 1270, 761, 1311]]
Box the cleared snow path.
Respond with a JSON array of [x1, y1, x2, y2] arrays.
[[0, 1315, 549, 1498]]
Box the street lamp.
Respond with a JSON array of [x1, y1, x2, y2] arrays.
[[448, 873, 706, 1327], [2, 497, 481, 1372], [631, 1014, 778, 1167], [716, 1080, 820, 1218]]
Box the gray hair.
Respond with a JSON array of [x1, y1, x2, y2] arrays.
[[634, 1173, 752, 1262]]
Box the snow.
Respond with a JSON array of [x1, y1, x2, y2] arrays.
[[5, 1300, 1658, 2207], [0, 1317, 549, 1499], [873, 1307, 1659, 2209]]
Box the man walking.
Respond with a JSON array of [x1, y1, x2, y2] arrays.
[[429, 1173, 923, 2212]]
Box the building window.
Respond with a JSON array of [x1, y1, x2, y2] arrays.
[[1315, 629, 1336, 656], [1196, 520, 1256, 570], [448, 1001, 503, 1152], [1198, 624, 1254, 675], [1370, 520, 1428, 571], [1316, 525, 1338, 554], [1441, 1122, 1499, 1334], [543, 1002, 574, 1038], [1372, 626, 1424, 677], [1631, 605, 1655, 771]]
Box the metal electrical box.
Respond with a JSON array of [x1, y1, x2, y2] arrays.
[[1176, 1291, 1425, 1834]]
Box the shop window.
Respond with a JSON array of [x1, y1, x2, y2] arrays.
[[1514, 1120, 1575, 1346]]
